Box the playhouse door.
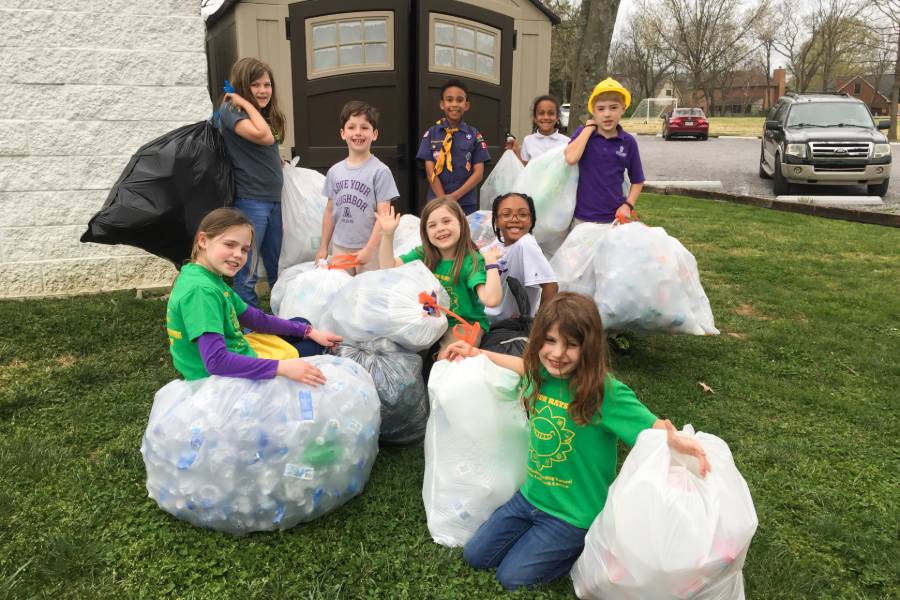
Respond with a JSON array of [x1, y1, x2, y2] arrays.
[[415, 0, 514, 209], [289, 0, 412, 211]]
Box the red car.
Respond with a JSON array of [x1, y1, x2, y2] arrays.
[[662, 108, 709, 140]]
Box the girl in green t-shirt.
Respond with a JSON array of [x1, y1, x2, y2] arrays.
[[443, 292, 711, 591], [376, 196, 503, 357], [166, 208, 342, 384]]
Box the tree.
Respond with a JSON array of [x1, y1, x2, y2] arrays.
[[869, 0, 900, 141], [545, 0, 582, 102], [772, 0, 822, 92], [651, 0, 769, 115], [752, 4, 778, 109], [610, 2, 675, 104], [569, 0, 624, 122]]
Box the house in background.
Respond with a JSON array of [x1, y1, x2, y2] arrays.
[[687, 68, 786, 116], [835, 75, 894, 116], [205, 0, 559, 213]]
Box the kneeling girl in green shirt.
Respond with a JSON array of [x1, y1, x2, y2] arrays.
[[376, 196, 502, 357], [443, 292, 711, 591]]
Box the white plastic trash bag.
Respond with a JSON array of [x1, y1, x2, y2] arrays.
[[393, 214, 422, 257], [514, 145, 578, 248], [480, 149, 524, 210], [338, 339, 428, 445], [141, 355, 380, 535], [571, 425, 757, 600], [278, 160, 327, 274], [593, 222, 719, 335], [467, 210, 497, 248], [277, 264, 352, 324], [269, 261, 318, 317], [321, 261, 450, 351], [550, 222, 613, 297], [423, 354, 530, 547]]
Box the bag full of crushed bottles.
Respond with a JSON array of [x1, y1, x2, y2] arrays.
[[141, 355, 380, 535]]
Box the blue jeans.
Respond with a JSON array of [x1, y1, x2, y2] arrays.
[[463, 491, 588, 591], [233, 198, 283, 307]]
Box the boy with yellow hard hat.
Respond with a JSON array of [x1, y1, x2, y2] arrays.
[[564, 77, 643, 227]]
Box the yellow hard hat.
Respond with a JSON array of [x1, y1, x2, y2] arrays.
[[587, 77, 631, 112]]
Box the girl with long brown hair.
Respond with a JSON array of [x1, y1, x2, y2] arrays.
[[219, 57, 287, 308], [442, 292, 710, 591], [376, 196, 503, 354]]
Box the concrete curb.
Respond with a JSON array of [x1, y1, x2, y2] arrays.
[[642, 185, 900, 228]]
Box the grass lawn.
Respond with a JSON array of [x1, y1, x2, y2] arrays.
[[1, 194, 899, 599]]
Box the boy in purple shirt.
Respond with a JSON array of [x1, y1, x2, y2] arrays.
[[564, 78, 643, 227]]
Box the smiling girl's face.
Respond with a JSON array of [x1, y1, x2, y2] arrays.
[[425, 206, 462, 258], [534, 99, 559, 135], [195, 225, 252, 278], [495, 194, 533, 245]]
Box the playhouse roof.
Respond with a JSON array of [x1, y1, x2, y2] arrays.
[[207, 0, 560, 26]]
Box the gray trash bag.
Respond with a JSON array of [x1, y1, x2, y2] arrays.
[[337, 339, 428, 445]]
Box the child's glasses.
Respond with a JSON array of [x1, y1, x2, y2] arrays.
[[498, 210, 531, 221]]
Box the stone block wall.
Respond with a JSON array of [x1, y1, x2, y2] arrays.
[[0, 0, 212, 297]]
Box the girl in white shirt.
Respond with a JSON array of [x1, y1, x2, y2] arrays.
[[519, 95, 570, 165], [484, 192, 558, 323]]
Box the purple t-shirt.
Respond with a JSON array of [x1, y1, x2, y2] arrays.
[[569, 125, 644, 223]]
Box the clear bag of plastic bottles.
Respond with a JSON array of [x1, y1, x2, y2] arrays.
[[514, 145, 578, 250], [321, 261, 450, 352], [393, 214, 422, 257], [593, 222, 719, 335], [278, 160, 327, 274], [423, 354, 530, 547], [337, 338, 428, 445], [467, 210, 497, 249], [141, 355, 380, 535], [549, 222, 613, 297], [276, 264, 352, 324], [571, 426, 758, 600], [269, 261, 318, 316], [479, 149, 524, 210]]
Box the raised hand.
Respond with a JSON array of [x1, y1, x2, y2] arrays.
[[375, 204, 401, 236]]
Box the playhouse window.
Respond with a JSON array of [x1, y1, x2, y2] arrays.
[[306, 12, 393, 78], [429, 14, 500, 84]]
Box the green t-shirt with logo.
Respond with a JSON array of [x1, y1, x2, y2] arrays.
[[399, 246, 490, 332], [166, 263, 256, 380], [520, 367, 657, 528]]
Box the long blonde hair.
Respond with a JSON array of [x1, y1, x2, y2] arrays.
[[419, 196, 478, 284], [523, 293, 610, 425], [228, 57, 286, 143]]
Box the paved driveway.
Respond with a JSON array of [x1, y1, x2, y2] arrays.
[[636, 135, 900, 213]]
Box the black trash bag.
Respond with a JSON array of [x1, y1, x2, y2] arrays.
[[337, 339, 429, 445], [80, 118, 234, 267], [480, 277, 533, 357]]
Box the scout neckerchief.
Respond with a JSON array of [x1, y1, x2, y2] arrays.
[[430, 118, 459, 182]]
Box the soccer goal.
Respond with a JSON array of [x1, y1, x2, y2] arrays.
[[628, 97, 678, 123]]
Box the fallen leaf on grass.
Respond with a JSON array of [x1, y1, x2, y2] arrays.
[[698, 382, 715, 394], [727, 332, 746, 339]]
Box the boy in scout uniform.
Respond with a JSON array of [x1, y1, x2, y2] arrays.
[[417, 79, 491, 215]]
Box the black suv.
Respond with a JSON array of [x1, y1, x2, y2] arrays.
[[759, 93, 892, 196]]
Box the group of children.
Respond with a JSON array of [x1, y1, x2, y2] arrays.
[[164, 56, 710, 591]]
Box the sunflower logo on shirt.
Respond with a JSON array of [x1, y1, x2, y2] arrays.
[[529, 403, 575, 471]]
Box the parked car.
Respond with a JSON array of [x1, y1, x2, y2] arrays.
[[662, 108, 709, 140], [560, 102, 571, 131], [759, 92, 892, 196]]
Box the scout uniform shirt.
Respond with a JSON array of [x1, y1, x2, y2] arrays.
[[166, 263, 256, 380], [416, 119, 491, 212], [399, 247, 490, 332], [521, 368, 657, 528], [568, 124, 645, 223]]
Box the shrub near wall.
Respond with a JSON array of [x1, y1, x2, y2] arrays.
[[0, 0, 211, 298]]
